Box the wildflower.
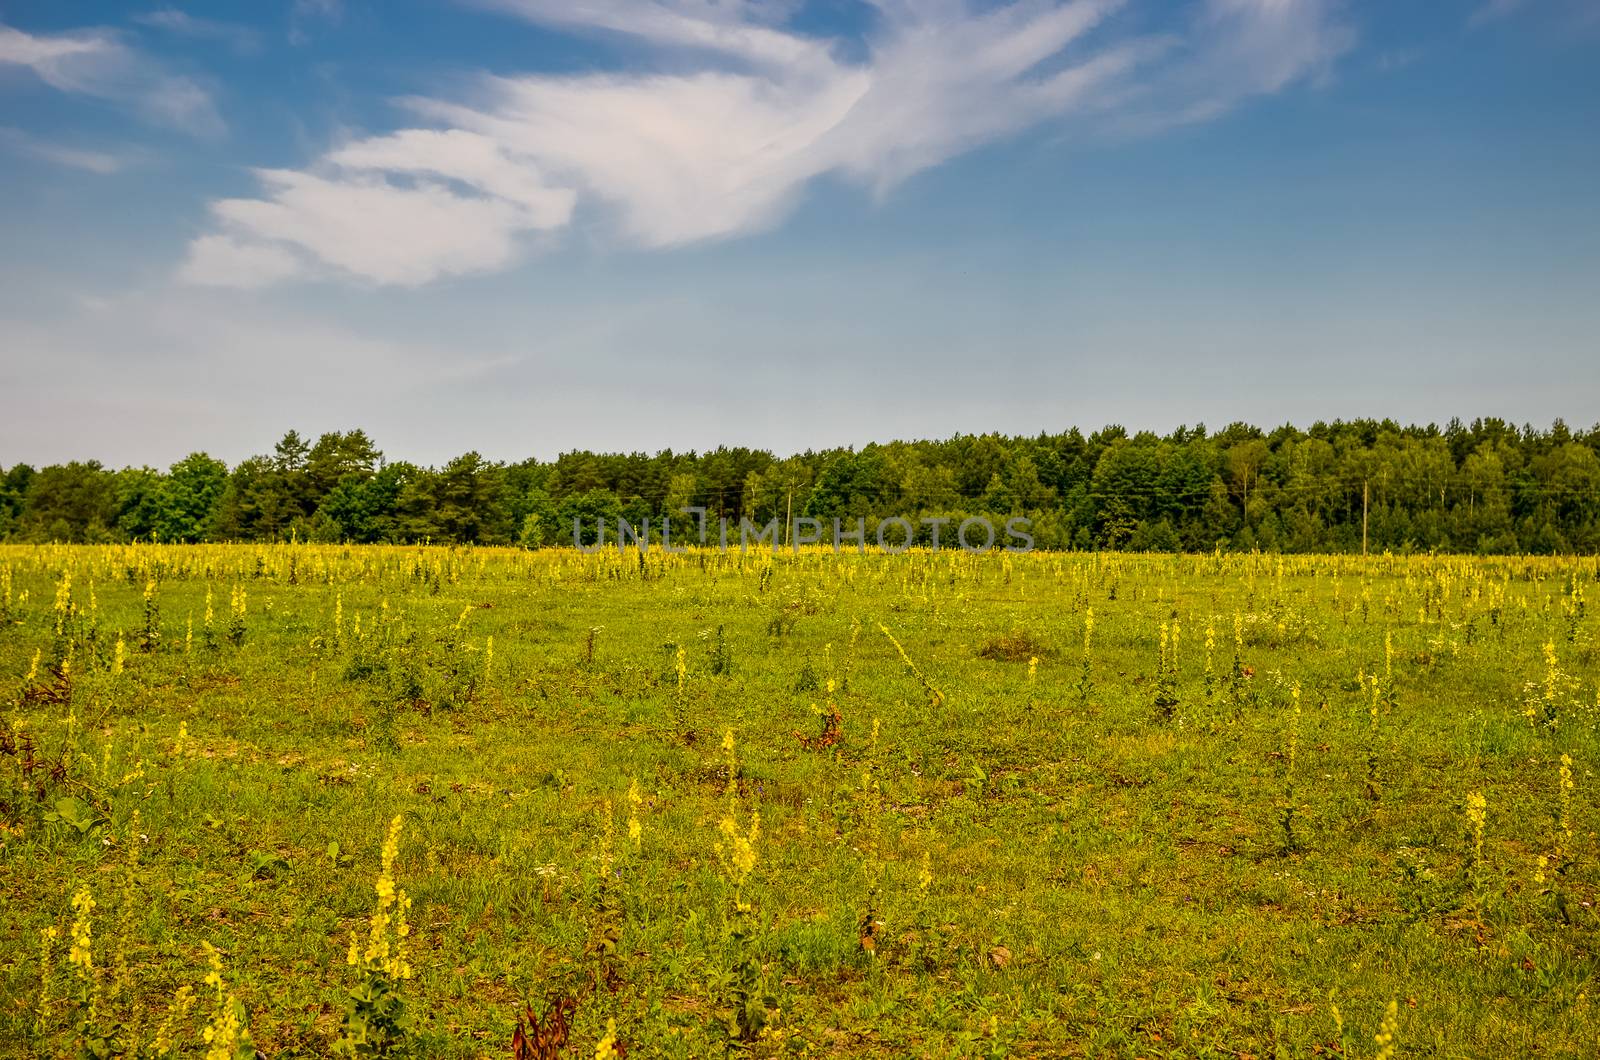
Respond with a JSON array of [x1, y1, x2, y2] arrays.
[[68, 887, 95, 977], [594, 1017, 620, 1060], [1465, 791, 1487, 860], [1558, 753, 1574, 857], [597, 799, 616, 880], [716, 731, 760, 894], [1465, 790, 1488, 899], [350, 815, 412, 981], [1372, 999, 1399, 1060], [718, 812, 761, 887], [35, 926, 59, 1037], [151, 986, 196, 1057], [52, 569, 73, 637], [627, 778, 643, 851], [1287, 682, 1302, 777], [201, 943, 256, 1060]]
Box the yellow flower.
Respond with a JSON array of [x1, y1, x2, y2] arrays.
[[68, 886, 95, 976], [594, 1017, 619, 1060], [355, 815, 412, 981], [1372, 999, 1399, 1060], [627, 778, 643, 850]]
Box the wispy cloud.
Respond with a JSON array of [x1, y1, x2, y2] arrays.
[[182, 0, 1352, 288], [290, 0, 344, 45], [1469, 0, 1600, 31], [0, 22, 223, 136], [0, 126, 130, 174], [182, 130, 577, 287], [132, 8, 263, 55], [1469, 0, 1529, 27]]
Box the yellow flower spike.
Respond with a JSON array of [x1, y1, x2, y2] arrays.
[[1372, 999, 1399, 1060], [354, 814, 413, 982], [627, 778, 643, 850], [68, 886, 95, 977], [594, 1017, 620, 1060]]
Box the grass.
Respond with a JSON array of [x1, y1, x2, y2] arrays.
[[0, 544, 1597, 1057]]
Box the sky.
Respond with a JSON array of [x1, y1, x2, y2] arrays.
[[1, 0, 1597, 469]]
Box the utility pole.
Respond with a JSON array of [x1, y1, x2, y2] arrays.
[[1362, 479, 1369, 558], [784, 483, 793, 549]]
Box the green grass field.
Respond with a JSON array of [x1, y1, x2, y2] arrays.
[[1, 544, 1596, 1058]]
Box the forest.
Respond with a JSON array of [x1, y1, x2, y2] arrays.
[[3, 417, 1598, 553]]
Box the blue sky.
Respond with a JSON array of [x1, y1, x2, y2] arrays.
[[2, 0, 1597, 468]]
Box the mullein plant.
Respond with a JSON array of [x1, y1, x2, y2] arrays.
[[1527, 641, 1567, 730], [1277, 682, 1303, 854], [52, 567, 76, 659], [1075, 608, 1094, 705], [879, 623, 945, 708], [839, 615, 862, 693], [140, 578, 160, 653], [66, 884, 119, 1057], [1154, 621, 1180, 720], [713, 730, 771, 1043], [1362, 672, 1383, 802], [1463, 790, 1488, 913], [203, 588, 217, 650], [86, 578, 103, 664], [201, 943, 257, 1060], [672, 644, 691, 742], [856, 719, 886, 960], [336, 815, 414, 1057], [626, 778, 643, 853], [1330, 994, 1400, 1060], [1533, 753, 1578, 922], [226, 586, 246, 648], [1227, 614, 1248, 710], [149, 986, 197, 1059], [585, 799, 623, 992], [1372, 999, 1400, 1060], [107, 812, 147, 1053], [1562, 573, 1585, 645], [1203, 619, 1216, 706]]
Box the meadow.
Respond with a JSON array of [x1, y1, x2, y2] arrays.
[[0, 543, 1596, 1058]]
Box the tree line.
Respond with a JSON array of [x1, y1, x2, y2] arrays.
[[3, 418, 1599, 553]]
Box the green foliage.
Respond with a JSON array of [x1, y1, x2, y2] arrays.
[[7, 417, 1600, 550]]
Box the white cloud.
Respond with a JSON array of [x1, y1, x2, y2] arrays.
[[0, 22, 223, 135], [183, 130, 576, 287], [290, 0, 344, 45], [184, 0, 1352, 286], [0, 126, 129, 173], [132, 9, 262, 54], [1469, 0, 1529, 27], [179, 235, 305, 288]]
